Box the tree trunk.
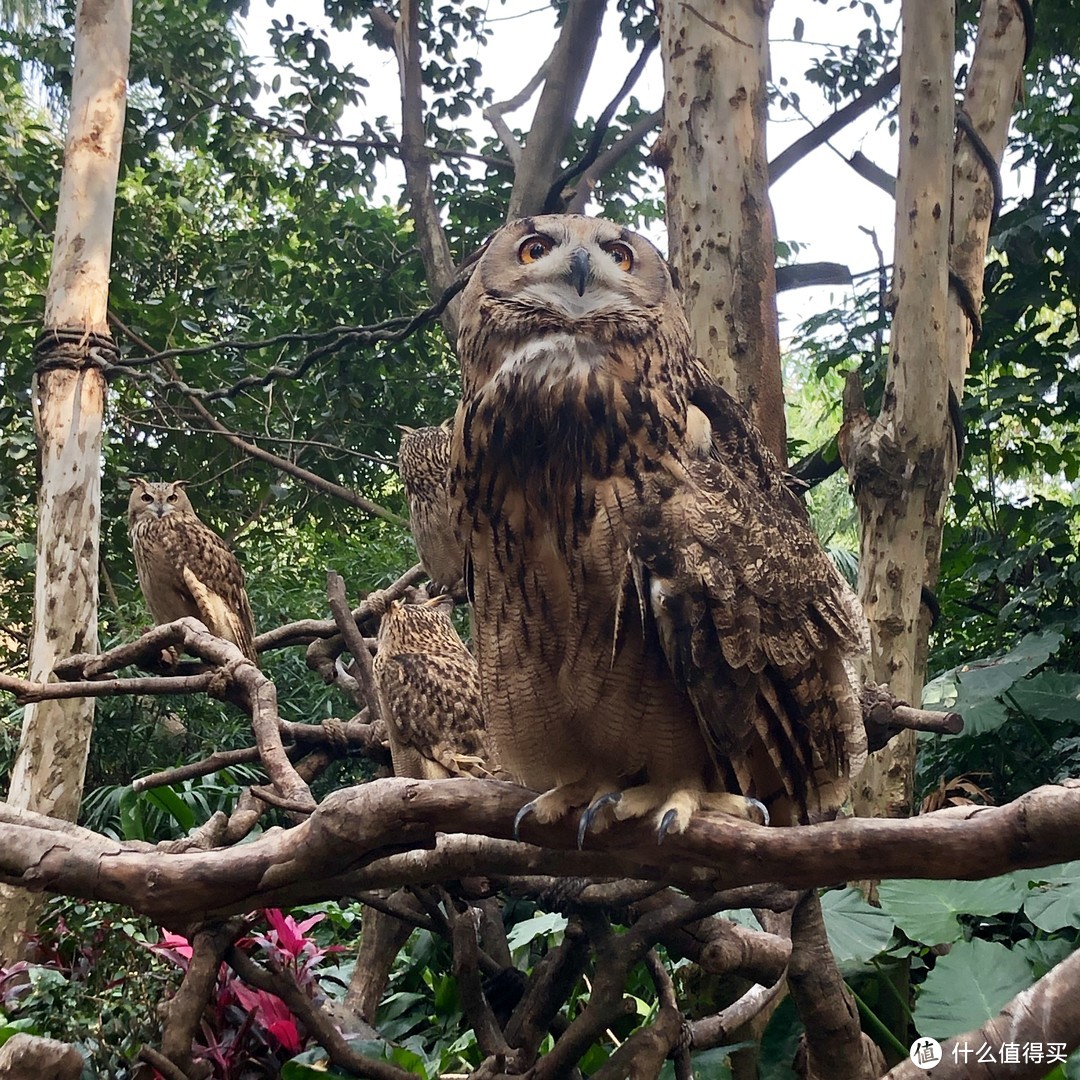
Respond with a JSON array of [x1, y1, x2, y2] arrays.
[[844, 0, 955, 820], [0, 0, 131, 963], [657, 0, 786, 462], [845, 0, 1027, 820]]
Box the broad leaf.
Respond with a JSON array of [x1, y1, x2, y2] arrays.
[[1020, 861, 1080, 931], [506, 911, 568, 952], [922, 630, 1062, 735], [1006, 670, 1080, 724], [877, 876, 1024, 945], [913, 939, 1032, 1038], [820, 887, 896, 970]]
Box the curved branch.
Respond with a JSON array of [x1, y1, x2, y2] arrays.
[[1, 780, 1079, 930]]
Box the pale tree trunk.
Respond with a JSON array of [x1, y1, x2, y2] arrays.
[[0, 0, 131, 962], [657, 0, 786, 462], [845, 0, 1027, 820]]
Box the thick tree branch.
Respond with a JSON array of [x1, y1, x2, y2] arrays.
[[159, 920, 247, 1079], [768, 63, 900, 184], [2, 779, 1077, 946], [788, 891, 885, 1079], [390, 0, 457, 333], [689, 978, 786, 1052], [506, 0, 608, 219]]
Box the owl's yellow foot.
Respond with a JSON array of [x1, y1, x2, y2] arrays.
[[611, 784, 767, 842], [513, 778, 617, 840]]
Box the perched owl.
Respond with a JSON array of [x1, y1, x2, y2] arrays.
[[128, 480, 258, 664], [450, 215, 867, 841], [397, 421, 463, 592], [372, 593, 498, 780]]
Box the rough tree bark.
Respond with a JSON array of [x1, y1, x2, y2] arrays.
[[657, 0, 786, 461], [845, 0, 1028, 820], [0, 0, 131, 964]]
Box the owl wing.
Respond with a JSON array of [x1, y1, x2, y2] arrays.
[[621, 382, 867, 823], [172, 524, 258, 663], [374, 651, 495, 780]]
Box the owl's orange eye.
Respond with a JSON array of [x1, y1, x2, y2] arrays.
[[141, 493, 153, 503], [167, 493, 178, 503], [518, 236, 554, 264], [602, 242, 634, 272]]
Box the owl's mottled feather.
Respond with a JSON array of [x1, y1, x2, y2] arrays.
[[398, 421, 463, 592], [128, 480, 258, 664], [372, 594, 498, 780], [451, 215, 866, 836]]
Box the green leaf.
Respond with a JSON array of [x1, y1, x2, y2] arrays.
[[1020, 861, 1080, 931], [922, 631, 1063, 735], [0, 1018, 39, 1047], [1006, 670, 1080, 723], [118, 787, 147, 843], [913, 939, 1032, 1038], [506, 911, 568, 952], [876, 876, 1024, 945], [820, 887, 896, 970], [145, 786, 196, 832]]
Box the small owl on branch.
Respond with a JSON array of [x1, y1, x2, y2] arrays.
[[397, 420, 464, 594], [128, 480, 258, 665], [450, 215, 867, 842], [372, 593, 498, 780]]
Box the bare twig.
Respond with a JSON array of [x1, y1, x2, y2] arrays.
[[326, 571, 383, 726], [544, 31, 660, 212], [258, 563, 427, 652], [564, 109, 664, 215], [484, 61, 551, 167], [57, 619, 315, 813], [689, 978, 786, 1051], [132, 716, 389, 793], [769, 63, 900, 184]]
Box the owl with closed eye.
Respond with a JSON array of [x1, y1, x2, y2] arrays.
[[450, 215, 867, 841], [128, 479, 258, 664]]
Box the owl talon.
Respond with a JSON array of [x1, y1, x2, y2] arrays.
[[513, 800, 538, 840], [658, 808, 679, 844], [577, 791, 622, 849], [747, 797, 770, 826]]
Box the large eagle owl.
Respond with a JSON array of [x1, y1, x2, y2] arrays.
[[372, 593, 498, 780], [128, 480, 258, 664], [450, 215, 867, 840]]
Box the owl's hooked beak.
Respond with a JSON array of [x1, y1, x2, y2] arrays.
[[568, 247, 590, 297]]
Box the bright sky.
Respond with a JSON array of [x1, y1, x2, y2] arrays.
[[240, 1, 1024, 332]]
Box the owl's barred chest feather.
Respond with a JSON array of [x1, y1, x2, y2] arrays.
[[456, 328, 687, 556]]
